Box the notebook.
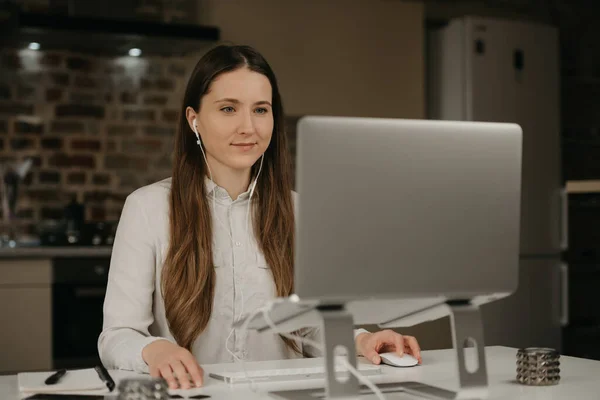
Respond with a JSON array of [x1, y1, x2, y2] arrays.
[[18, 368, 208, 397], [16, 368, 138, 395]]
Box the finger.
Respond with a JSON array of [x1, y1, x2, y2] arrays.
[[181, 354, 204, 388], [404, 336, 422, 362], [159, 364, 178, 390], [364, 348, 382, 365], [149, 365, 161, 378], [393, 334, 405, 357], [171, 359, 192, 390], [361, 339, 381, 364]]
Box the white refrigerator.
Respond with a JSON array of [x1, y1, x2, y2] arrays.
[[427, 16, 568, 351]]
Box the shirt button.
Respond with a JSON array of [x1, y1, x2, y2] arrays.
[[235, 241, 242, 247]]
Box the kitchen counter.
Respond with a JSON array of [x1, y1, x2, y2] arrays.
[[0, 246, 112, 259]]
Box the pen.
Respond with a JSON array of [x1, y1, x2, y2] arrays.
[[44, 369, 67, 385], [94, 364, 115, 392]]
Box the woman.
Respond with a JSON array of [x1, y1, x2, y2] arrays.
[[98, 44, 421, 390]]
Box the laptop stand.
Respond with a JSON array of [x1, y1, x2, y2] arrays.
[[267, 301, 489, 400]]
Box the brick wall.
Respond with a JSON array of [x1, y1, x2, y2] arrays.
[[0, 49, 192, 229], [0, 1, 193, 233]]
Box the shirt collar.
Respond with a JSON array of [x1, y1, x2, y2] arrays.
[[204, 177, 256, 202]]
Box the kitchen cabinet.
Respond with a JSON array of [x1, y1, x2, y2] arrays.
[[0, 259, 52, 373]]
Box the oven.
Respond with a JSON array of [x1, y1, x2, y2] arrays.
[[52, 257, 110, 369]]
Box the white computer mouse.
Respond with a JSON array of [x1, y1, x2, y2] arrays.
[[379, 352, 419, 367]]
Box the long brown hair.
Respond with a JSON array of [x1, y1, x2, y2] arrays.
[[162, 45, 297, 353]]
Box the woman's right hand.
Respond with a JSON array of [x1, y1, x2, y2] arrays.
[[142, 339, 204, 389]]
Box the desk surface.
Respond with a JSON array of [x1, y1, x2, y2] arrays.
[[1, 346, 598, 399]]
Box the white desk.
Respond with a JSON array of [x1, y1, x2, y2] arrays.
[[1, 346, 598, 399]]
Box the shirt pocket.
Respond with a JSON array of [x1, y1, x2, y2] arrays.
[[248, 251, 276, 302], [212, 241, 227, 268]]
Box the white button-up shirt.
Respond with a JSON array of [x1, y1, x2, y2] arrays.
[[98, 177, 366, 373]]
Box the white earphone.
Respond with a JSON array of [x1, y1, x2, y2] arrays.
[[192, 119, 213, 180], [192, 119, 202, 146]]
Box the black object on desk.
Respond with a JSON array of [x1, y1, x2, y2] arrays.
[[44, 369, 67, 385], [94, 364, 115, 392]]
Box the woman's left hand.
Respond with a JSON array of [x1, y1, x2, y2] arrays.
[[355, 330, 422, 365]]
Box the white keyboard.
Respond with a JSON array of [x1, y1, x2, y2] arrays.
[[209, 362, 381, 384]]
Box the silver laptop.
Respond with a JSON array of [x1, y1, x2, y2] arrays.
[[239, 116, 523, 330]]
